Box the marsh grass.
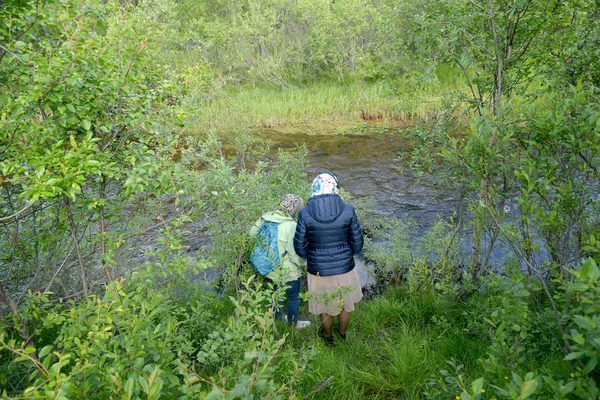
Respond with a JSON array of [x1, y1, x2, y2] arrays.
[[186, 77, 469, 136]]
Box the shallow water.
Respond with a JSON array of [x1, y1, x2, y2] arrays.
[[260, 130, 458, 223]]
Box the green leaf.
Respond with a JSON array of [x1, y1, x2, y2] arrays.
[[38, 345, 52, 359], [587, 260, 600, 283], [512, 373, 523, 386], [124, 377, 134, 400], [565, 351, 584, 360], [583, 357, 598, 374], [471, 377, 483, 395], [82, 120, 92, 131], [139, 376, 149, 394], [520, 379, 538, 399], [484, 317, 497, 328], [572, 334, 585, 345], [568, 283, 590, 293], [561, 380, 577, 395], [574, 315, 596, 331], [491, 385, 510, 397]]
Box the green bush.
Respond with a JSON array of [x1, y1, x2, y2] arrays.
[[0, 261, 312, 398]]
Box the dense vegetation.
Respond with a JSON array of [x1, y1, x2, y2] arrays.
[[0, 0, 599, 398]]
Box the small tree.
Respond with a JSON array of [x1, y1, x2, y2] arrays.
[[0, 0, 184, 346]]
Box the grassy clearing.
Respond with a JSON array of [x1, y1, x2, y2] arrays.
[[186, 76, 468, 135], [285, 288, 488, 400]]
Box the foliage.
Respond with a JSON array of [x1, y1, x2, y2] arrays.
[[181, 144, 309, 286], [2, 0, 600, 398], [390, 0, 597, 114], [180, 276, 314, 400], [424, 359, 486, 400], [365, 217, 467, 295], [561, 259, 600, 396], [426, 259, 600, 400], [0, 0, 186, 302], [163, 0, 389, 85], [0, 256, 311, 398]]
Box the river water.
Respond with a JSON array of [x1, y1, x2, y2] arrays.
[[260, 129, 458, 224]]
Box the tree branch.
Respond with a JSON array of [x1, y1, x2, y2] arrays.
[[0, 284, 40, 363], [0, 201, 35, 223]]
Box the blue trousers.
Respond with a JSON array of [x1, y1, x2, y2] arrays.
[[274, 279, 301, 325]]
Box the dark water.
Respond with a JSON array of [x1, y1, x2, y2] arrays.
[[260, 130, 458, 222], [261, 129, 461, 226]]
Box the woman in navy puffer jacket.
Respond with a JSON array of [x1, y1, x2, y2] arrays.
[[294, 172, 364, 345]]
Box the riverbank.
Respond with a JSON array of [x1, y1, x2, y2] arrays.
[[183, 79, 466, 137]]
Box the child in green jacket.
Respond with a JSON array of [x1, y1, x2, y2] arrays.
[[250, 194, 310, 328]]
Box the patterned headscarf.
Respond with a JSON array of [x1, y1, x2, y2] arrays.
[[310, 173, 339, 197], [278, 194, 303, 218]]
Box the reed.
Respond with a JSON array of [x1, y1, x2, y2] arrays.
[[186, 75, 469, 136]]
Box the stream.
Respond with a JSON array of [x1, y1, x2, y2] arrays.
[[260, 129, 457, 223]]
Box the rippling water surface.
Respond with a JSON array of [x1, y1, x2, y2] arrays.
[[261, 129, 458, 225]]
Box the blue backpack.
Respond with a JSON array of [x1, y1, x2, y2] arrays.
[[250, 221, 286, 276]]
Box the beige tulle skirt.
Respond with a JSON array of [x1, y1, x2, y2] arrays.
[[307, 267, 363, 316]]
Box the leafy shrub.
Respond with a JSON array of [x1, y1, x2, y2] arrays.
[[365, 218, 466, 295], [0, 263, 312, 398], [426, 259, 600, 400]]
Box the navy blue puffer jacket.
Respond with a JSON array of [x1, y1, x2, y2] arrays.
[[293, 194, 364, 276]]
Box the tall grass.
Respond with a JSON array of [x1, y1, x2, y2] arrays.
[[282, 285, 569, 399], [185, 73, 468, 136]]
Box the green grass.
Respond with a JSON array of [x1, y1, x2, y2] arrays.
[[274, 284, 573, 399], [285, 288, 488, 399], [185, 77, 468, 136]]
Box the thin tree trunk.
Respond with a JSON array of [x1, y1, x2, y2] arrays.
[[486, 0, 503, 115], [480, 181, 508, 271], [64, 197, 89, 297], [481, 225, 499, 272], [99, 176, 113, 281], [469, 220, 481, 277]]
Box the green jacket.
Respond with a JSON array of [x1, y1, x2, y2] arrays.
[[249, 210, 306, 282]]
